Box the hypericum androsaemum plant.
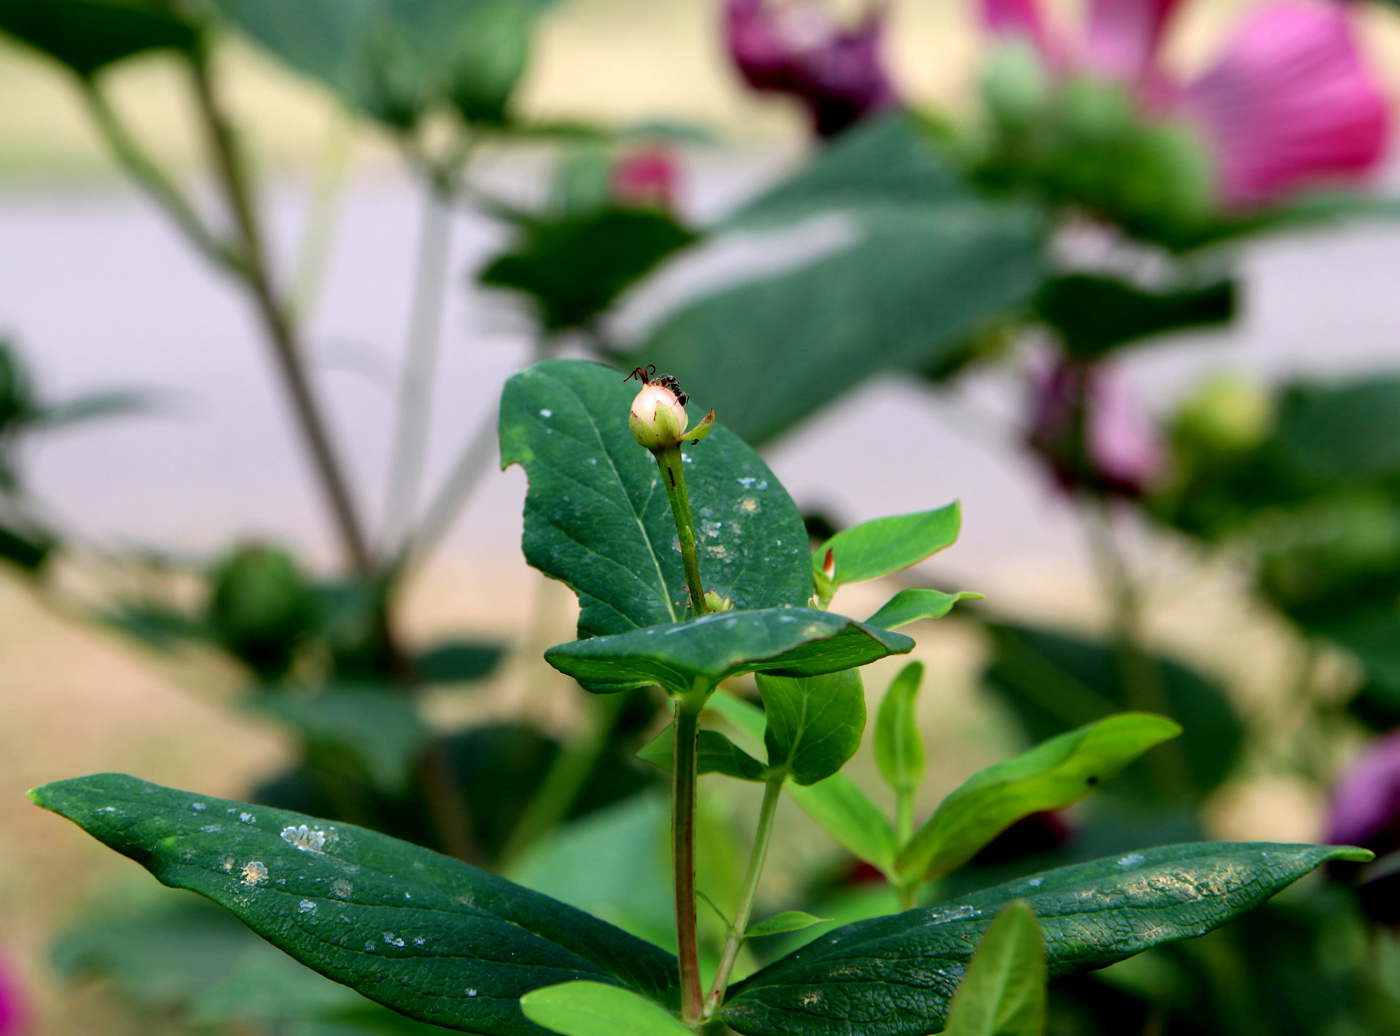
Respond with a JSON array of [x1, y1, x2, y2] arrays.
[[30, 360, 1372, 1036]]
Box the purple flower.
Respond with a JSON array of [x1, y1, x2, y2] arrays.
[[724, 0, 899, 138], [1327, 728, 1400, 856], [1027, 355, 1162, 499]]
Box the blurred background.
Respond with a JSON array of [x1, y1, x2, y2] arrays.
[[7, 0, 1400, 1032]]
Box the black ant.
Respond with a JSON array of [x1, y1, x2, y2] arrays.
[[625, 364, 689, 407]]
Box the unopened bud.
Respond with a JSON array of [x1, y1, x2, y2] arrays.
[[630, 383, 688, 451], [703, 590, 733, 613]]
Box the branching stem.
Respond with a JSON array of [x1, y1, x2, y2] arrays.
[[706, 773, 785, 1014]]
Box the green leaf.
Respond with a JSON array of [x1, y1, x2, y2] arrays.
[[758, 669, 866, 786], [415, 641, 504, 683], [482, 210, 697, 331], [897, 713, 1180, 883], [983, 623, 1243, 801], [732, 113, 970, 229], [745, 912, 831, 939], [543, 608, 913, 697], [32, 774, 680, 1034], [718, 842, 1372, 1036], [1035, 274, 1235, 360], [255, 686, 428, 793], [865, 589, 980, 630], [212, 0, 547, 129], [789, 774, 898, 874], [942, 902, 1045, 1036], [631, 122, 1043, 445], [818, 502, 961, 591], [521, 981, 690, 1036], [874, 662, 924, 795], [0, 0, 198, 76], [637, 725, 767, 782], [706, 690, 897, 870], [500, 360, 812, 639]]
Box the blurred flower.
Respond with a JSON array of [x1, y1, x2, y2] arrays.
[[981, 0, 1389, 209], [724, 0, 899, 138], [1326, 727, 1400, 856], [0, 951, 26, 1035], [1027, 355, 1162, 498], [611, 146, 680, 210]]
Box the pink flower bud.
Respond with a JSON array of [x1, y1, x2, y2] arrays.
[[630, 382, 689, 452], [611, 147, 680, 210]]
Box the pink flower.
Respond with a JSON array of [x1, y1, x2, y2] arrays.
[[1027, 355, 1162, 498], [1327, 727, 1400, 854], [981, 0, 1390, 209], [724, 0, 899, 138], [611, 147, 680, 211], [0, 952, 26, 1035]]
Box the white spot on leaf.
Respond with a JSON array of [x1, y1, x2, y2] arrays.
[[241, 861, 269, 886], [383, 932, 405, 947], [281, 824, 328, 853], [299, 900, 317, 914]]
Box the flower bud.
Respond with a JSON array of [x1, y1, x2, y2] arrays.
[[630, 383, 689, 452], [703, 590, 733, 613]]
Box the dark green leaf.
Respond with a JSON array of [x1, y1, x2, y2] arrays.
[[1035, 275, 1234, 360], [865, 589, 980, 631], [632, 204, 1042, 444], [416, 641, 504, 683], [745, 912, 830, 939], [0, 520, 52, 572], [520, 981, 690, 1036], [0, 0, 198, 76], [33, 774, 679, 1034], [212, 0, 545, 128], [731, 112, 971, 228], [1272, 375, 1400, 491], [637, 725, 767, 782], [35, 389, 154, 428], [896, 714, 1181, 883], [718, 842, 1371, 1036], [255, 686, 428, 793], [817, 503, 961, 590], [543, 608, 912, 697], [482, 210, 697, 331], [983, 623, 1243, 801], [942, 901, 1045, 1036], [874, 662, 924, 795], [758, 669, 865, 786], [706, 691, 897, 870], [499, 360, 811, 639]]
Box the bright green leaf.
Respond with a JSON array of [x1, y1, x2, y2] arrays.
[[637, 725, 767, 782], [875, 661, 924, 795], [897, 713, 1181, 883], [744, 912, 831, 939], [500, 360, 811, 640], [818, 502, 961, 591], [790, 774, 898, 874], [866, 589, 981, 630], [942, 902, 1045, 1036], [718, 842, 1372, 1036], [758, 669, 866, 786], [543, 608, 912, 697], [31, 774, 680, 1034], [521, 981, 691, 1036]]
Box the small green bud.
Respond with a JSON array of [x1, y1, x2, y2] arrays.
[[209, 544, 314, 679], [630, 382, 689, 451], [1174, 373, 1273, 456], [703, 590, 732, 613]]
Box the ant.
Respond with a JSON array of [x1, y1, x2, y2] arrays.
[[625, 364, 689, 407]]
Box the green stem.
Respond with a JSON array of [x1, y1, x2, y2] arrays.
[[78, 76, 238, 272], [185, 44, 376, 578], [895, 880, 919, 912], [383, 181, 455, 547], [657, 445, 707, 616], [895, 787, 914, 846], [500, 692, 629, 867], [706, 773, 784, 1014], [673, 693, 706, 1025], [290, 109, 354, 321]]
